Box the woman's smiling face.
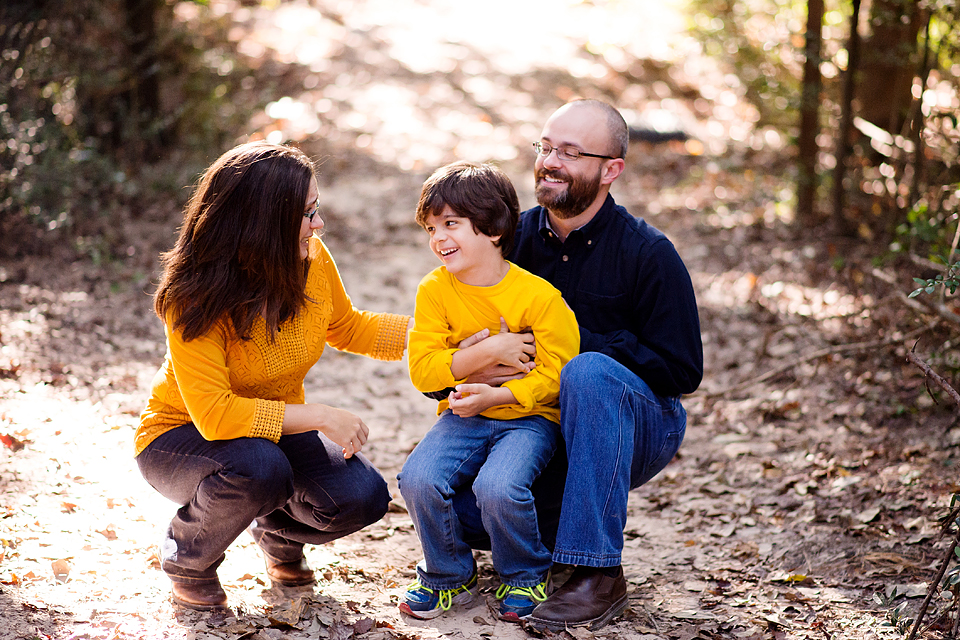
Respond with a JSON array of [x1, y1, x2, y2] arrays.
[[299, 177, 322, 260]]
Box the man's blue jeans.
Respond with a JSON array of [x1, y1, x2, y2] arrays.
[[398, 411, 558, 590], [136, 424, 390, 585], [452, 352, 686, 567]]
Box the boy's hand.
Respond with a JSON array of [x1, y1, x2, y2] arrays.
[[485, 329, 536, 371], [448, 383, 516, 417]]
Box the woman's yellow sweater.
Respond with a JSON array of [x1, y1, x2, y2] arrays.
[[135, 237, 410, 456]]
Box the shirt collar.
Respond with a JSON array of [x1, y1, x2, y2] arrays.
[[536, 194, 616, 244]]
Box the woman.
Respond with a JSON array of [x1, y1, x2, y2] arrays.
[[135, 142, 410, 610]]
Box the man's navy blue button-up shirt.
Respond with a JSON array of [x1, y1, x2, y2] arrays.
[[509, 194, 703, 398]]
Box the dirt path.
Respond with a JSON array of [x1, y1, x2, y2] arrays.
[[3, 1, 957, 639]]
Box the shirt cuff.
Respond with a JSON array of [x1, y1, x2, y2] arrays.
[[249, 399, 284, 442], [372, 313, 413, 361]]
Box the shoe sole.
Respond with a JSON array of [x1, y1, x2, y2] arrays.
[[171, 594, 228, 611], [399, 588, 477, 620], [269, 576, 317, 587], [524, 594, 628, 631]]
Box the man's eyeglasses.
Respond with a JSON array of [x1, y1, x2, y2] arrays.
[[532, 141, 617, 162], [304, 200, 320, 222]]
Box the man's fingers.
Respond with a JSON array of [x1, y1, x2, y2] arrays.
[[459, 327, 490, 349]]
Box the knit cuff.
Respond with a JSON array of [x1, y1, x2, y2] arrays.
[[249, 399, 284, 442], [371, 313, 412, 361]]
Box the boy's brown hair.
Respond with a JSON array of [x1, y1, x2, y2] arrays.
[[415, 161, 519, 257]]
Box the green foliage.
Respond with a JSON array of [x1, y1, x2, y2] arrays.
[[0, 0, 268, 258], [687, 0, 811, 129], [910, 265, 960, 298], [874, 587, 915, 635]]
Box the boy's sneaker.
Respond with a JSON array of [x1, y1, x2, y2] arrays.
[[495, 574, 550, 622], [399, 572, 478, 620]]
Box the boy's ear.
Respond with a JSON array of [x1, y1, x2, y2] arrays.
[[489, 235, 502, 245]]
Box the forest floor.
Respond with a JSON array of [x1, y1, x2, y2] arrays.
[[3, 1, 960, 639]]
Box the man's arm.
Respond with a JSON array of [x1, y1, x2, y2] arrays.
[[449, 323, 536, 380], [423, 320, 537, 396]]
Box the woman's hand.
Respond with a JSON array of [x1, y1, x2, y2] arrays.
[[318, 405, 369, 459], [283, 403, 369, 458]]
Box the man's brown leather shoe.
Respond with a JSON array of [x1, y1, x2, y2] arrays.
[[265, 556, 316, 587], [171, 580, 228, 610], [525, 566, 628, 631]]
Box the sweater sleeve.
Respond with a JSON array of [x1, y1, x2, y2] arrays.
[[407, 276, 460, 393], [318, 241, 410, 361], [165, 319, 284, 443], [502, 290, 580, 411]]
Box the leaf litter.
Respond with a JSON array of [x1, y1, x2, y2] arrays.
[[4, 1, 960, 639]]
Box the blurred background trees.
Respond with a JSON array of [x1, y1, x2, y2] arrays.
[[0, 0, 262, 258], [1, 0, 958, 268], [690, 0, 959, 257]]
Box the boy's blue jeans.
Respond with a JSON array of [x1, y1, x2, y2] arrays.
[[136, 425, 391, 585], [452, 352, 687, 567], [398, 411, 558, 590]]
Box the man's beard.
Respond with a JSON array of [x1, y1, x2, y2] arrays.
[[535, 166, 603, 219]]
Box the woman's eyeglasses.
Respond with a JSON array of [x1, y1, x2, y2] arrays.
[[304, 200, 320, 222]]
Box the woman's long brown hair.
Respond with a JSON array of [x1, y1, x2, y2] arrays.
[[154, 142, 314, 342]]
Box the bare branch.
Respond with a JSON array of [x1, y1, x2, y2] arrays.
[[905, 349, 960, 411], [906, 523, 960, 640]]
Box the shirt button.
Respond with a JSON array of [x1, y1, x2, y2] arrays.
[[587, 240, 593, 246], [562, 255, 569, 262]]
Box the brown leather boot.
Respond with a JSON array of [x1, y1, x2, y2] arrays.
[[526, 566, 627, 631], [171, 580, 228, 610], [265, 555, 316, 587]]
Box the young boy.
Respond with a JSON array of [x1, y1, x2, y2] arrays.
[[399, 161, 580, 622]]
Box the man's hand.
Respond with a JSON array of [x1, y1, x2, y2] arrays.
[[457, 318, 536, 386], [448, 383, 516, 417]]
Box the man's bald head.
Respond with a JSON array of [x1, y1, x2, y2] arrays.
[[553, 99, 629, 160]]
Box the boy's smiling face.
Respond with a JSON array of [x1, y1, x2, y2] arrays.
[[424, 205, 507, 286]]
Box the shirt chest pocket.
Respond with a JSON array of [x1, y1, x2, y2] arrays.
[[574, 289, 632, 333]]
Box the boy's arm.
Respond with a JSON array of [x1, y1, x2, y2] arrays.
[[447, 383, 518, 417], [500, 293, 580, 411], [433, 321, 536, 392], [408, 277, 463, 392]]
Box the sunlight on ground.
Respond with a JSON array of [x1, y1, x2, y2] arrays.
[[183, 0, 706, 171], [699, 270, 866, 322]]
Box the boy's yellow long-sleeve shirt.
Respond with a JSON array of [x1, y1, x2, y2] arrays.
[[135, 237, 410, 456], [408, 263, 579, 423]]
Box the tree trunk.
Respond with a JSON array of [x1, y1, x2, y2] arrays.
[[832, 0, 860, 236], [855, 0, 922, 135], [796, 0, 824, 227], [122, 0, 165, 164]]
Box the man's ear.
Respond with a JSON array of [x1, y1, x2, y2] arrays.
[[600, 158, 625, 185]]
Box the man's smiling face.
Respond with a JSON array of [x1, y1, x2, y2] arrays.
[[534, 105, 614, 220]]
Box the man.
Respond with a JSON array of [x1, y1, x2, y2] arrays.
[[454, 99, 703, 631]]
